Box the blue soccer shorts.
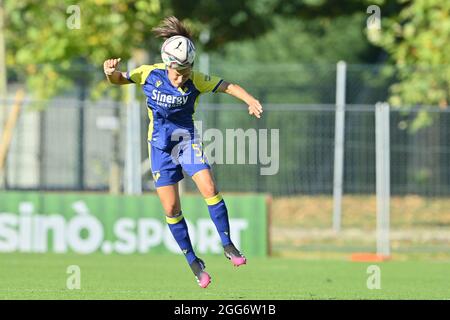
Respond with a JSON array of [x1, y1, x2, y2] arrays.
[[148, 139, 211, 188]]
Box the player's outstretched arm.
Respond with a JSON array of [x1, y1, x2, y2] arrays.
[[103, 58, 131, 85], [217, 81, 263, 118]]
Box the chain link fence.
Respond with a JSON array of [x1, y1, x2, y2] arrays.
[[2, 63, 450, 256], [4, 100, 450, 197]]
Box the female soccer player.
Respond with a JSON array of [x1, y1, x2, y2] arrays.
[[103, 16, 263, 288]]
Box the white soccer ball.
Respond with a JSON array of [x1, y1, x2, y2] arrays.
[[161, 35, 196, 69]]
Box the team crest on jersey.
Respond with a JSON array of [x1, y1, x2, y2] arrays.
[[155, 80, 162, 87], [152, 171, 160, 182]]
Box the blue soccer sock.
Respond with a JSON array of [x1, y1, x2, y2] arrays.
[[166, 212, 197, 265], [205, 193, 232, 247]]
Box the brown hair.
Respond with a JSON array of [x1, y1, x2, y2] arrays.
[[152, 16, 193, 40]]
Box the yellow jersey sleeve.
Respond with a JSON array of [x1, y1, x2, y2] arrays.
[[126, 64, 159, 85], [192, 71, 223, 94]]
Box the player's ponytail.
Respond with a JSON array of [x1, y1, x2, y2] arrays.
[[152, 16, 193, 41]]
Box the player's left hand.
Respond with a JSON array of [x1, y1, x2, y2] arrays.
[[248, 99, 263, 118]]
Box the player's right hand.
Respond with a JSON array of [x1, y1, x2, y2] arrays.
[[248, 99, 263, 119], [103, 58, 121, 75]]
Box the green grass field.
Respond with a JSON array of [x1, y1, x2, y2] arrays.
[[1, 253, 449, 299]]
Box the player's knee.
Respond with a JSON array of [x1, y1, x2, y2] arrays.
[[203, 183, 218, 199], [163, 203, 181, 217]]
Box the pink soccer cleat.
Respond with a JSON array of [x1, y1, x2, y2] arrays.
[[197, 272, 211, 288], [224, 244, 247, 267], [189, 258, 211, 288]]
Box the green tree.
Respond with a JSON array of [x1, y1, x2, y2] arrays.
[[4, 0, 398, 100], [5, 0, 164, 99], [3, 0, 279, 99], [370, 0, 450, 131]]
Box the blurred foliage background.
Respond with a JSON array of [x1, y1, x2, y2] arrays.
[[2, 0, 449, 127]]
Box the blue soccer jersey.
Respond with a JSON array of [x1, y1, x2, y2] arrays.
[[126, 63, 223, 187], [126, 63, 223, 151]]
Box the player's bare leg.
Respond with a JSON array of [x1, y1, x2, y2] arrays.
[[156, 183, 211, 288], [156, 183, 182, 217], [192, 169, 247, 267]]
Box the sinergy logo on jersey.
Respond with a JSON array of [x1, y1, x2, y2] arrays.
[[151, 89, 189, 108]]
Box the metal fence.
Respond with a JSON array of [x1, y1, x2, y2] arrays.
[[3, 100, 450, 198], [3, 84, 450, 255]]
